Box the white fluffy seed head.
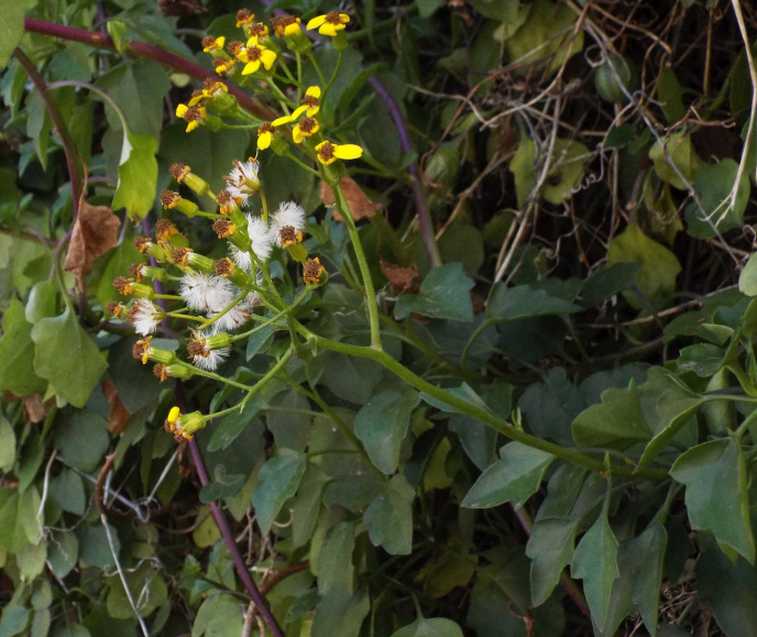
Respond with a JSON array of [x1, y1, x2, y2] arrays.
[[271, 201, 306, 246], [191, 347, 229, 371], [179, 273, 235, 313], [129, 298, 161, 335], [224, 159, 260, 207]]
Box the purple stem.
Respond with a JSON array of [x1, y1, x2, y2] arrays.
[[368, 77, 442, 267], [187, 438, 284, 637]]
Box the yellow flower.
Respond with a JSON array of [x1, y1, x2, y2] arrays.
[[257, 122, 275, 150], [291, 85, 321, 119], [306, 12, 350, 37], [241, 44, 277, 75], [272, 15, 302, 38], [187, 89, 205, 107], [235, 9, 255, 29], [213, 58, 237, 75], [245, 22, 270, 46], [271, 113, 293, 127], [202, 35, 226, 54], [166, 406, 181, 427], [315, 140, 363, 165], [292, 116, 320, 144], [175, 103, 207, 133]]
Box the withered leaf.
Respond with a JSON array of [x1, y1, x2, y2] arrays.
[[23, 394, 48, 424], [320, 176, 381, 221], [380, 259, 420, 294], [102, 378, 130, 435], [64, 200, 121, 290]]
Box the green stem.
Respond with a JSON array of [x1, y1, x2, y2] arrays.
[[179, 363, 253, 392], [293, 324, 668, 481], [240, 345, 294, 408], [329, 175, 382, 351], [285, 152, 321, 178], [305, 51, 327, 86]]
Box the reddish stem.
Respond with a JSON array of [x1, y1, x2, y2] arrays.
[[187, 438, 284, 637], [23, 17, 274, 120], [368, 77, 441, 268], [14, 47, 83, 215]]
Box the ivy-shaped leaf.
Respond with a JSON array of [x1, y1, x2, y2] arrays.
[[355, 387, 420, 474], [251, 449, 306, 536], [30, 307, 107, 408], [461, 442, 554, 509], [394, 263, 474, 322], [670, 438, 755, 563]]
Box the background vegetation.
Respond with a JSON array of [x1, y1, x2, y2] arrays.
[[3, 0, 757, 635]]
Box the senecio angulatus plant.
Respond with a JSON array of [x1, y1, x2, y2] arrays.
[[10, 1, 757, 637]]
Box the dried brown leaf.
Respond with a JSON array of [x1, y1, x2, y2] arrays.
[[320, 176, 381, 221], [380, 259, 420, 294], [23, 394, 47, 424], [64, 200, 120, 290], [102, 378, 130, 435]]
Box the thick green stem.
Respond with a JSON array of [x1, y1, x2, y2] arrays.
[[294, 324, 668, 481], [331, 177, 383, 350]]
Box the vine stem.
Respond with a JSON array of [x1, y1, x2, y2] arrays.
[[14, 48, 82, 216], [186, 439, 284, 637], [23, 18, 275, 120], [294, 323, 668, 481], [368, 77, 441, 267]]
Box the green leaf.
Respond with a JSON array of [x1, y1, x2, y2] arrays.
[[47, 531, 78, 579], [49, 468, 86, 515], [97, 60, 170, 137], [0, 605, 30, 637], [355, 387, 420, 474], [685, 159, 751, 238], [740, 253, 757, 296], [655, 67, 685, 124], [0, 298, 45, 396], [630, 522, 667, 637], [364, 475, 415, 555], [312, 590, 370, 637], [670, 438, 755, 563], [572, 386, 650, 449], [526, 518, 579, 606], [26, 280, 59, 324], [54, 411, 109, 472], [697, 544, 757, 637], [251, 449, 306, 536], [95, 237, 144, 308], [25, 90, 51, 170], [570, 507, 620, 629], [0, 4, 24, 70], [316, 521, 356, 595], [487, 284, 581, 322], [506, 0, 584, 75], [192, 593, 244, 637], [607, 223, 681, 308], [31, 307, 107, 408], [390, 617, 463, 637], [461, 442, 554, 509], [106, 564, 167, 619], [0, 417, 15, 473], [649, 133, 700, 190], [78, 523, 119, 569], [112, 132, 158, 220], [637, 367, 704, 465], [291, 466, 327, 549], [395, 263, 474, 322], [160, 124, 250, 195]]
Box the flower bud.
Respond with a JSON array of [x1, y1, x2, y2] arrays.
[[170, 163, 210, 197], [161, 190, 200, 217]]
